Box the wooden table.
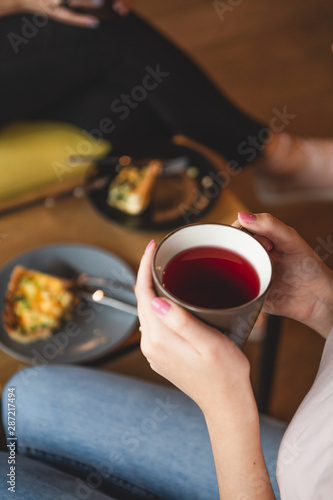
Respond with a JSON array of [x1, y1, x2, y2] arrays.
[[0, 160, 247, 387]]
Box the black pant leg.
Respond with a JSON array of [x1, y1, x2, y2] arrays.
[[0, 14, 173, 149], [94, 13, 266, 166], [0, 13, 265, 166]]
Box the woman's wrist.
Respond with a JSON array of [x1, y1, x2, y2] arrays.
[[202, 377, 258, 428], [202, 381, 274, 500], [310, 269, 333, 339]]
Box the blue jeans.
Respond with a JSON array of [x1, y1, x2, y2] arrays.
[[0, 366, 285, 499]]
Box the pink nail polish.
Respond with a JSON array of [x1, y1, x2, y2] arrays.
[[238, 212, 257, 223], [267, 241, 274, 251], [145, 240, 155, 253], [88, 20, 100, 29], [151, 298, 171, 315]]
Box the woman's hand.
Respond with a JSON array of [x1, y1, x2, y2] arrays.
[[136, 240, 275, 500], [234, 212, 333, 338], [135, 240, 253, 416], [1, 0, 134, 27]]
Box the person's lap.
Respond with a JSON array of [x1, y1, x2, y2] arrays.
[[0, 452, 116, 500], [0, 11, 263, 162], [1, 365, 285, 499]]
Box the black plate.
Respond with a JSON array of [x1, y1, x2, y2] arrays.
[[86, 143, 222, 231]]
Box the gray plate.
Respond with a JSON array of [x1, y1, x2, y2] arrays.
[[0, 244, 138, 364]]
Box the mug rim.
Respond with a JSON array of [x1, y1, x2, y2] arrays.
[[152, 222, 273, 313]]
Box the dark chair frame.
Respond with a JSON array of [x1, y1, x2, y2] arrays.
[[256, 315, 283, 413]]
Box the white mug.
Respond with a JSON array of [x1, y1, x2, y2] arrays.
[[152, 223, 273, 348]]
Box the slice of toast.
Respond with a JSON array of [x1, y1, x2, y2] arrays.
[[107, 160, 161, 215], [2, 266, 76, 344]]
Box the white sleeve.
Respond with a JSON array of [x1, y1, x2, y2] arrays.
[[276, 328, 333, 499]]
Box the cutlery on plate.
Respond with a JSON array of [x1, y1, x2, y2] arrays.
[[68, 155, 190, 177], [50, 260, 137, 316], [77, 289, 138, 316], [76, 273, 135, 293], [51, 261, 135, 295]]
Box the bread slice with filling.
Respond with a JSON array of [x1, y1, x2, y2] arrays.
[[107, 160, 161, 215], [3, 265, 76, 344]]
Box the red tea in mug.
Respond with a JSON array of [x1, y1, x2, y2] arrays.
[[162, 246, 260, 309]]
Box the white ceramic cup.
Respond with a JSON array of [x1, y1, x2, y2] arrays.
[[152, 223, 273, 348]]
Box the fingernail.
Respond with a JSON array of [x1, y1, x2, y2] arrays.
[[151, 298, 171, 315], [89, 20, 100, 28], [145, 240, 155, 253], [267, 241, 274, 251], [113, 4, 128, 15], [238, 212, 257, 223]]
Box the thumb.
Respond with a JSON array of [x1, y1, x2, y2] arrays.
[[237, 212, 303, 253]]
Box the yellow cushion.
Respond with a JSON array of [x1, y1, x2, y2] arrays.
[[0, 122, 111, 202]]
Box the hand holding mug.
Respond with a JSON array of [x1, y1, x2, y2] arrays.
[[234, 212, 333, 338], [135, 240, 251, 415]]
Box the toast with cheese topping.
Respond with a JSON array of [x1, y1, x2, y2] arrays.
[[107, 160, 161, 215], [3, 266, 76, 344]]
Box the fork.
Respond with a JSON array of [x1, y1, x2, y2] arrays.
[[50, 260, 137, 315], [76, 273, 135, 293], [77, 289, 138, 316]]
